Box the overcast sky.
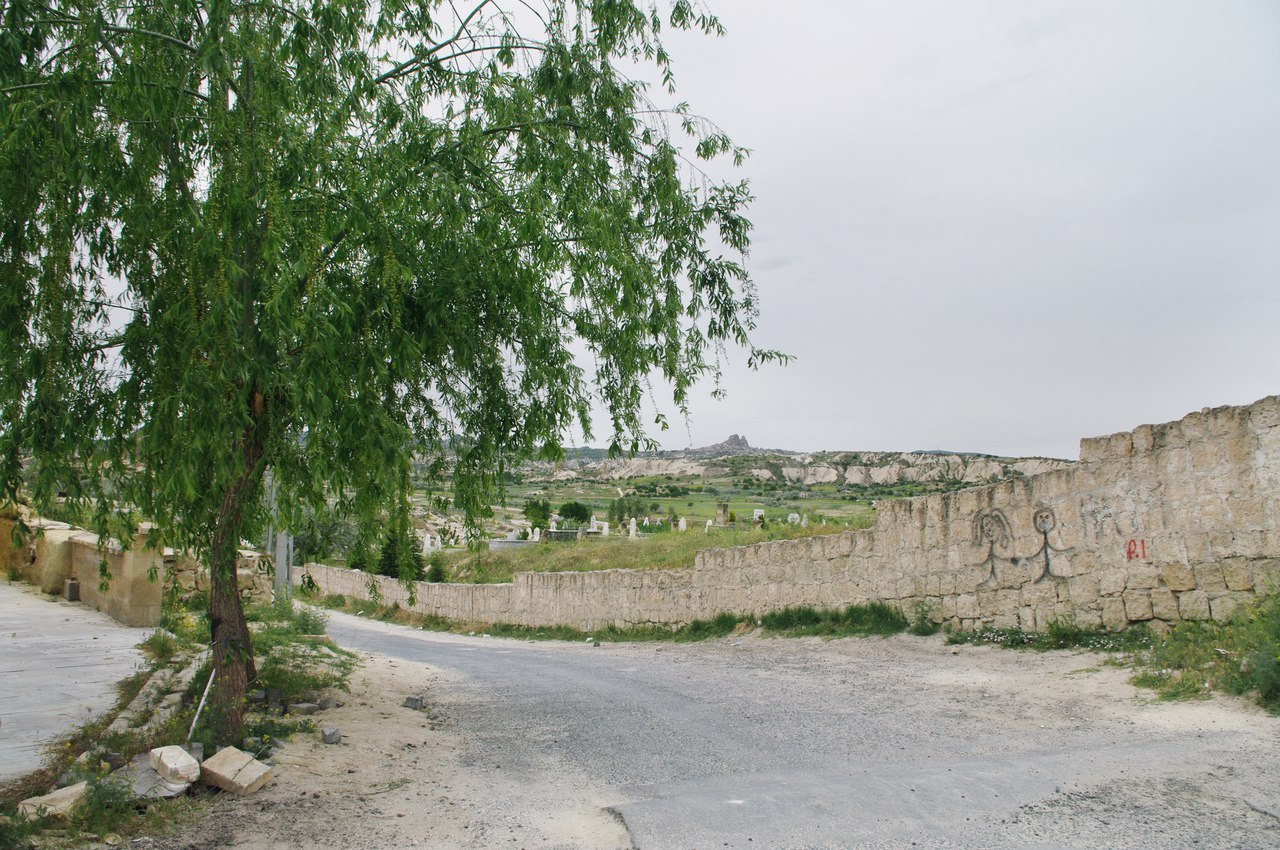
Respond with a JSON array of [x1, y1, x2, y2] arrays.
[[602, 0, 1280, 459]]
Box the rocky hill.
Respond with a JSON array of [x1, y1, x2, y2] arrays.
[[525, 438, 1074, 486]]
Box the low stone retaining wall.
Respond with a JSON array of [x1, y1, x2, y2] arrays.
[[1, 514, 273, 628], [297, 395, 1280, 632]]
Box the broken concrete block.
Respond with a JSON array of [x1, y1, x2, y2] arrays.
[[201, 746, 272, 795], [18, 781, 87, 819], [320, 726, 341, 744], [119, 754, 189, 799], [149, 745, 200, 784], [403, 695, 424, 710], [287, 702, 319, 716]]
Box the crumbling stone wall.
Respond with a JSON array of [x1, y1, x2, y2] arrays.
[[0, 517, 273, 627], [299, 395, 1280, 632]]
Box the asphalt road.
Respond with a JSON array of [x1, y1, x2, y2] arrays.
[[326, 611, 1280, 850]]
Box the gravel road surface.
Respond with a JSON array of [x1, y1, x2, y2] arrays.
[[326, 611, 1280, 849]]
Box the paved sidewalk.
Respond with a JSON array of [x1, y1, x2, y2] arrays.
[[0, 580, 147, 784]]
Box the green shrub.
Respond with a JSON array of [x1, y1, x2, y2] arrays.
[[523, 498, 552, 530], [425, 552, 447, 583], [138, 629, 181, 664], [1131, 595, 1280, 712], [558, 501, 592, 524], [946, 623, 1151, 653], [377, 527, 424, 580], [909, 601, 942, 636], [761, 603, 907, 637], [70, 775, 137, 836]]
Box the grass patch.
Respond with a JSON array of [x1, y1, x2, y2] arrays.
[[244, 597, 357, 701], [761, 603, 908, 637], [137, 630, 181, 665], [323, 598, 914, 643], [944, 594, 1280, 714], [945, 621, 1154, 653], [1128, 595, 1280, 711]]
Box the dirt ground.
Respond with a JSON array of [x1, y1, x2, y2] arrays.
[[146, 652, 629, 850], [138, 629, 1280, 850]]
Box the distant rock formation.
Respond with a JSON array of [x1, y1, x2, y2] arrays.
[[682, 433, 756, 458], [520, 443, 1074, 485]]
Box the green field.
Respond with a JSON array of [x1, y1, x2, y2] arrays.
[[439, 518, 868, 584]]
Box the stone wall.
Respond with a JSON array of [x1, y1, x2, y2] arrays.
[[67, 528, 164, 627], [298, 395, 1280, 632], [1, 515, 274, 627]]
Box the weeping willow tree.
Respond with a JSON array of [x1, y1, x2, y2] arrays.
[[0, 0, 778, 738]]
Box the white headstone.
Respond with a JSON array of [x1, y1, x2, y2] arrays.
[[550, 520, 557, 532], [642, 517, 649, 526], [628, 518, 638, 538], [531, 527, 541, 542], [589, 517, 598, 532], [678, 517, 687, 532], [705, 519, 713, 533], [598, 521, 609, 537], [801, 515, 808, 527], [787, 512, 801, 525], [753, 509, 765, 521]]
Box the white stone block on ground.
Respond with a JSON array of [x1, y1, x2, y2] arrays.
[[200, 746, 273, 795], [18, 781, 87, 819], [120, 754, 189, 799], [150, 745, 200, 783]]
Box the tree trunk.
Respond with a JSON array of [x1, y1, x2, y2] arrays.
[[206, 426, 265, 743]]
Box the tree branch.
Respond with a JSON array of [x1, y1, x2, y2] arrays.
[[373, 0, 495, 85]]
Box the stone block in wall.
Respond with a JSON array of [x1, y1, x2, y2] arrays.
[[1130, 424, 1155, 454], [1101, 596, 1127, 630], [1121, 590, 1153, 621], [1021, 579, 1057, 607], [1067, 575, 1100, 606], [955, 594, 978, 619], [24, 525, 77, 593], [990, 609, 1018, 628], [1189, 437, 1223, 474], [1124, 564, 1160, 590], [1183, 532, 1213, 563], [1208, 593, 1244, 623], [997, 589, 1020, 618], [1221, 558, 1254, 592], [1192, 563, 1227, 592], [1098, 568, 1127, 597], [1177, 590, 1210, 620], [1209, 532, 1243, 560], [1150, 588, 1178, 621], [1160, 563, 1196, 592], [1071, 605, 1103, 629], [1232, 531, 1267, 559], [825, 534, 853, 560], [1253, 559, 1280, 594]]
